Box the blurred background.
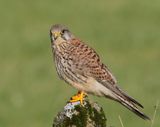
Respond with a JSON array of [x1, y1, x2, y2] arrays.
[[0, 0, 160, 127]]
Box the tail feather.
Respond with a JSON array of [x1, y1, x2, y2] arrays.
[[116, 86, 144, 108], [98, 80, 144, 108], [117, 95, 150, 120], [103, 92, 150, 120], [97, 80, 150, 120]]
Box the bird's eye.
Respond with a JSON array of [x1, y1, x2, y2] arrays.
[[61, 29, 69, 35], [61, 29, 66, 35], [61, 29, 71, 40]]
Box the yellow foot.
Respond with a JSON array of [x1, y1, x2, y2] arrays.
[[70, 91, 87, 105]]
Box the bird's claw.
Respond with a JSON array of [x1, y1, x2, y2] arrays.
[[69, 91, 87, 105]]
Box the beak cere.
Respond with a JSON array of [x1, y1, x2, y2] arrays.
[[53, 32, 61, 40]]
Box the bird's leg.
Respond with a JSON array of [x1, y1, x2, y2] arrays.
[[70, 91, 87, 104]]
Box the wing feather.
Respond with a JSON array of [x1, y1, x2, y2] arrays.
[[70, 39, 144, 108], [64, 38, 150, 120]]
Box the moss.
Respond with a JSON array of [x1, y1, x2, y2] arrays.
[[53, 100, 107, 127], [87, 101, 107, 127], [71, 105, 88, 127], [92, 107, 106, 126]]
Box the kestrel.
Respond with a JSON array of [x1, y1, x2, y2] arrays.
[[50, 24, 150, 120]]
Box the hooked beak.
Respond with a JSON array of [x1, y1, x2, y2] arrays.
[[53, 31, 61, 40]]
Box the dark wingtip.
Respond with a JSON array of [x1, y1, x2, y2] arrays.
[[132, 99, 144, 108], [115, 86, 144, 108], [128, 98, 144, 109], [141, 113, 151, 121], [119, 100, 151, 121], [123, 92, 144, 108], [131, 107, 151, 121]]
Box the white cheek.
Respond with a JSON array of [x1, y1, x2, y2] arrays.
[[52, 36, 55, 41], [64, 34, 71, 40]]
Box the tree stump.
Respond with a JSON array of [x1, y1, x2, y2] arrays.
[[53, 99, 107, 127]]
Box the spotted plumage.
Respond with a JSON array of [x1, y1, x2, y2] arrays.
[[50, 24, 150, 120]]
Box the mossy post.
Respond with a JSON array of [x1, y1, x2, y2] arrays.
[[53, 99, 107, 127]]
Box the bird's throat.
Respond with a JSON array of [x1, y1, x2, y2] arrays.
[[54, 37, 68, 52]]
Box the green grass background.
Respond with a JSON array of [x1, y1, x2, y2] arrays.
[[0, 0, 160, 127]]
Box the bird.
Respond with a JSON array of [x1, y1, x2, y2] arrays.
[[49, 24, 150, 120]]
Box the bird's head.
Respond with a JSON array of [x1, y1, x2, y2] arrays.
[[50, 24, 74, 44]]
